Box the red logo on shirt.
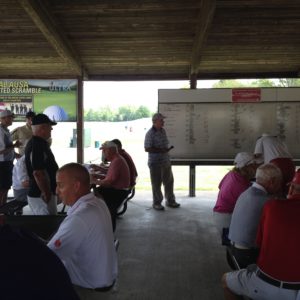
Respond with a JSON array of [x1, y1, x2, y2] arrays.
[[54, 239, 61, 248]]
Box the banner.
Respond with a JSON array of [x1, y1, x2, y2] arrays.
[[0, 79, 77, 121]]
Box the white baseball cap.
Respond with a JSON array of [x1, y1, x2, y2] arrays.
[[234, 152, 263, 168], [100, 141, 117, 150]]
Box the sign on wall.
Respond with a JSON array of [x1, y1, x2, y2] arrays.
[[0, 79, 77, 121]]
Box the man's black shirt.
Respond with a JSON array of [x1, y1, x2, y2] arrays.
[[25, 136, 58, 197]]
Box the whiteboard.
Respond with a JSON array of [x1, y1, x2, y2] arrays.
[[158, 88, 300, 160]]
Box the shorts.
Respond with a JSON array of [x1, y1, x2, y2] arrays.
[[225, 265, 300, 300], [0, 161, 13, 189]]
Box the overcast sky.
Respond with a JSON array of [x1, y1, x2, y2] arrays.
[[83, 80, 218, 111]]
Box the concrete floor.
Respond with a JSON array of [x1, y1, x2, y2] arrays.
[[101, 191, 229, 300]]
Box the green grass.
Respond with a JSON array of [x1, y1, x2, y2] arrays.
[[135, 165, 231, 192], [50, 119, 233, 193], [33, 90, 77, 121]]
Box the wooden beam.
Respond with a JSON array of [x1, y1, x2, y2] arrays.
[[88, 71, 299, 81], [17, 0, 87, 78], [190, 73, 197, 89], [190, 0, 216, 76], [77, 78, 84, 164]]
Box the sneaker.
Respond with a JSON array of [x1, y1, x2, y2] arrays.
[[166, 202, 180, 208], [152, 203, 165, 210]]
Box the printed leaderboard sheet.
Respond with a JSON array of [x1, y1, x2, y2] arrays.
[[159, 102, 300, 160]]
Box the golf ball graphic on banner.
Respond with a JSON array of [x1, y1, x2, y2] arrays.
[[43, 105, 68, 121]]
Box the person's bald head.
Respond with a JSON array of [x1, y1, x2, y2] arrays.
[[59, 163, 90, 185], [56, 163, 91, 206]]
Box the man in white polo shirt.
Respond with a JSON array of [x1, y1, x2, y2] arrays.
[[48, 163, 117, 297], [254, 133, 295, 194]]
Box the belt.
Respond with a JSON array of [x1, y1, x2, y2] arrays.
[[74, 281, 114, 292], [256, 269, 300, 290], [94, 280, 115, 292], [94, 284, 114, 292]]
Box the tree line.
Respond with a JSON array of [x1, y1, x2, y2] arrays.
[[84, 105, 152, 121], [212, 78, 300, 88]]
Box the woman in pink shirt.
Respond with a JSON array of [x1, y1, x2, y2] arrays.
[[213, 152, 262, 236]]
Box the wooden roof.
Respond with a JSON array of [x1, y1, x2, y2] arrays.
[[1, 0, 300, 81]]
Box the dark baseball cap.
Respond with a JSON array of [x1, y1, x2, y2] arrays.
[[25, 111, 36, 118], [32, 113, 57, 126]]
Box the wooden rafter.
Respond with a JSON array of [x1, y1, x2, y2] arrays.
[[0, 0, 298, 80], [190, 0, 216, 78], [17, 0, 86, 78]]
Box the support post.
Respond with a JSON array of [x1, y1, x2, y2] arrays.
[[77, 78, 84, 163], [189, 164, 196, 197]]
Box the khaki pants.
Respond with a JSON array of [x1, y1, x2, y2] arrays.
[[149, 162, 175, 205]]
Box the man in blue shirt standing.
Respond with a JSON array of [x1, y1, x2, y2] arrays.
[[144, 113, 180, 210]]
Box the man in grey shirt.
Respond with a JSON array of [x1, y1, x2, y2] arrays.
[[144, 113, 180, 210], [229, 163, 282, 268]]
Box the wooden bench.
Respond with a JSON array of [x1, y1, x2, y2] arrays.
[[226, 245, 241, 271]]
